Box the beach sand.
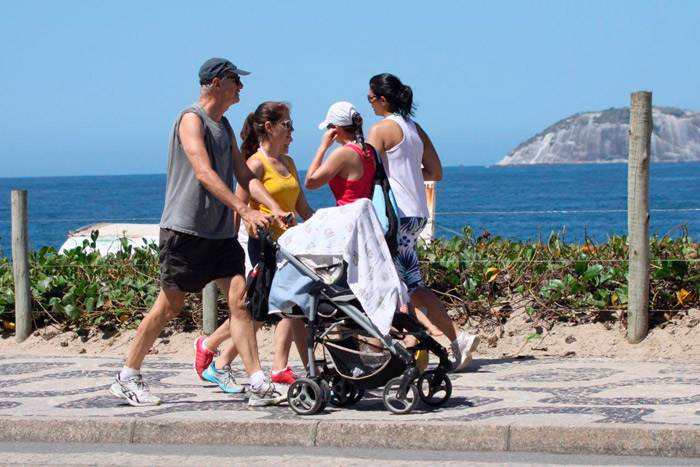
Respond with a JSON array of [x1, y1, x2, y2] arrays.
[[2, 307, 698, 363]]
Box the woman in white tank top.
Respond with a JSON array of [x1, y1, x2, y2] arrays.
[[367, 73, 479, 373]]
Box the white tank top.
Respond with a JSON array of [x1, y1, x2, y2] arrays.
[[383, 115, 429, 218]]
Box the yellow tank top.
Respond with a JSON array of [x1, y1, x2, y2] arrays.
[[248, 151, 300, 240]]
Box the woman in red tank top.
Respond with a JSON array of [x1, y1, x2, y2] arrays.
[[304, 101, 376, 205]]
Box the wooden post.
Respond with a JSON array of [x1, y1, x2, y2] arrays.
[[202, 281, 218, 335], [11, 190, 32, 343], [627, 91, 652, 344], [419, 181, 436, 243]]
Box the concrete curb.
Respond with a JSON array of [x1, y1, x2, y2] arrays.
[[1, 418, 699, 457]]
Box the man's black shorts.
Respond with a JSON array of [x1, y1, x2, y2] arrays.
[[159, 228, 245, 293]]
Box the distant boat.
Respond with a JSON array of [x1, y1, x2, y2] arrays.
[[59, 223, 158, 255], [56, 181, 438, 255]]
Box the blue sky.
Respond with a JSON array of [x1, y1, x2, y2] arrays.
[[1, 0, 698, 177]]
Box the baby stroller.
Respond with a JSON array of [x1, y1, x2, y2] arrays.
[[259, 200, 453, 415]]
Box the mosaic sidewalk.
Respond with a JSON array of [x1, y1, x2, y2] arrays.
[[1, 355, 699, 456]]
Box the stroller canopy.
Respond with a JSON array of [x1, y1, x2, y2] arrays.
[[271, 199, 408, 335]]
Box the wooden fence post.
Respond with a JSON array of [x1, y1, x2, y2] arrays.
[[202, 281, 218, 335], [11, 190, 32, 343], [420, 181, 436, 243], [627, 91, 652, 344]]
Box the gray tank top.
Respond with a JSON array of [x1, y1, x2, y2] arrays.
[[159, 103, 235, 239]]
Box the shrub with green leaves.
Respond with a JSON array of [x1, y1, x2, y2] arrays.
[[419, 226, 700, 327], [0, 231, 206, 331], [1, 227, 699, 332]]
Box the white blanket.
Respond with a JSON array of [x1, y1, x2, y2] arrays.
[[277, 199, 408, 335]]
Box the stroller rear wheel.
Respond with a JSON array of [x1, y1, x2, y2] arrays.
[[288, 378, 323, 415], [350, 387, 365, 405], [382, 376, 418, 415], [417, 370, 452, 407], [328, 373, 362, 407], [318, 379, 331, 410]]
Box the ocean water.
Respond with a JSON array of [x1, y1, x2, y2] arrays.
[[2, 163, 700, 254]]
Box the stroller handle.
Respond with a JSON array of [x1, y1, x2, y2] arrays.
[[256, 213, 294, 246]]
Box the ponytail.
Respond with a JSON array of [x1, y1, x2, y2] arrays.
[[397, 85, 414, 117], [369, 73, 416, 117], [239, 112, 259, 159], [351, 113, 370, 157], [338, 112, 370, 157]]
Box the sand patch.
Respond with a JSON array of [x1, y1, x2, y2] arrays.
[[2, 309, 699, 363]]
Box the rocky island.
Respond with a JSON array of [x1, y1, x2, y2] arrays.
[[496, 107, 700, 165]]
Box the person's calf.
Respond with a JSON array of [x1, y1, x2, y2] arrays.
[[218, 276, 263, 376], [205, 319, 232, 351], [125, 302, 180, 369]]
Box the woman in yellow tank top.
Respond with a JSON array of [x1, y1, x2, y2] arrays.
[[200, 102, 315, 391], [245, 147, 303, 242]]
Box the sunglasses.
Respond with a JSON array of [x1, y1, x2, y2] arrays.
[[367, 94, 379, 103], [326, 124, 337, 130], [221, 74, 241, 85], [278, 119, 294, 130]]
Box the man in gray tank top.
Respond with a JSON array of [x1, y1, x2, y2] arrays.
[[110, 58, 292, 408]]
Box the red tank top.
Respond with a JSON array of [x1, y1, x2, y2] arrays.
[[328, 143, 376, 206]]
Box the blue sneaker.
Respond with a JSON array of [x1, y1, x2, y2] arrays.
[[202, 363, 246, 394]]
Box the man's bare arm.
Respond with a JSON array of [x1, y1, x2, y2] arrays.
[[231, 139, 294, 228], [179, 112, 271, 229]]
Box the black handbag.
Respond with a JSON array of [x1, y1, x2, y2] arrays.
[[368, 144, 400, 257], [245, 230, 277, 321]]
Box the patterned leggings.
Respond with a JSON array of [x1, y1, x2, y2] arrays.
[[393, 217, 427, 294]]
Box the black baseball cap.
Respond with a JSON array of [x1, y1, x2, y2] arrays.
[[198, 58, 250, 85]]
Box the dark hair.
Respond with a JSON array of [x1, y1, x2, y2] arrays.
[[369, 73, 416, 117], [337, 113, 369, 156], [240, 101, 291, 159]]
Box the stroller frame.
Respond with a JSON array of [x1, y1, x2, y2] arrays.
[[264, 234, 453, 415]]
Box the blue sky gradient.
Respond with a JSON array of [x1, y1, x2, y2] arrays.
[[1, 0, 698, 177]]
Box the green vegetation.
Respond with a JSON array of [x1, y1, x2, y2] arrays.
[[1, 228, 699, 333], [0, 231, 204, 333], [420, 227, 699, 328], [592, 107, 630, 125]]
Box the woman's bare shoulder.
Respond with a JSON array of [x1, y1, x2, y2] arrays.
[[371, 118, 401, 131], [328, 145, 358, 159]]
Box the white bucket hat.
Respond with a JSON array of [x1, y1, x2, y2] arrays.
[[318, 101, 359, 130]]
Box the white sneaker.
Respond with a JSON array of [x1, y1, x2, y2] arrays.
[[109, 374, 162, 407], [248, 380, 288, 407], [451, 333, 480, 373]]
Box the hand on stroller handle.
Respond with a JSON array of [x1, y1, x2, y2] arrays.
[[281, 212, 295, 225], [256, 213, 294, 242]]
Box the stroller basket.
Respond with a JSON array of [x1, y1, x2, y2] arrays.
[[324, 336, 406, 390]]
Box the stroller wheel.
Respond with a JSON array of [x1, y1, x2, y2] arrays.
[[288, 378, 323, 416], [318, 379, 331, 410], [350, 388, 365, 405], [382, 377, 418, 415], [417, 370, 452, 407], [328, 373, 357, 407]]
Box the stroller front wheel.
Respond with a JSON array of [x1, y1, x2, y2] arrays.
[[288, 378, 323, 416], [382, 377, 418, 415], [417, 370, 452, 407]]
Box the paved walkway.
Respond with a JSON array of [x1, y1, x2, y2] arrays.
[[1, 354, 699, 457]]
